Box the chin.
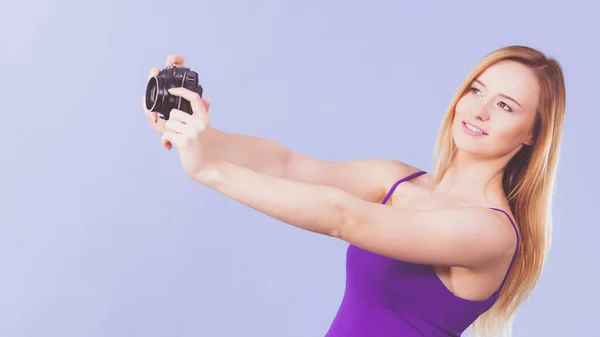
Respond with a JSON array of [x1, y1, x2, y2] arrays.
[[453, 137, 488, 156], [453, 134, 517, 161], [451, 125, 491, 157]]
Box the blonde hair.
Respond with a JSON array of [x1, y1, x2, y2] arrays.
[[432, 46, 566, 337]]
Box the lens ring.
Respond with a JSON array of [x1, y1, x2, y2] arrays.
[[145, 77, 159, 111]]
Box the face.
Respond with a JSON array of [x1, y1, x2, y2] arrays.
[[452, 60, 540, 160]]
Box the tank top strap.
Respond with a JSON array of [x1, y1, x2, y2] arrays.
[[489, 207, 520, 290], [381, 170, 427, 205]]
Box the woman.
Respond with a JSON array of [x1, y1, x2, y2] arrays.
[[143, 45, 566, 337]]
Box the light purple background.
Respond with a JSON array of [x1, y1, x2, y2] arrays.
[[2, 0, 598, 336]]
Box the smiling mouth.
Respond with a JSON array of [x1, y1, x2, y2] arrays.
[[462, 121, 488, 135]]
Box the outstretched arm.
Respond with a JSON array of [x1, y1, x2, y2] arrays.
[[162, 85, 517, 271], [197, 160, 517, 269], [146, 55, 411, 204], [199, 160, 347, 237]]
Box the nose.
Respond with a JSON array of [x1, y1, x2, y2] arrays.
[[470, 100, 491, 121]]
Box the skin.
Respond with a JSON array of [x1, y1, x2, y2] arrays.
[[144, 56, 540, 301]]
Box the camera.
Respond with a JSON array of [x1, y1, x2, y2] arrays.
[[145, 66, 204, 120]]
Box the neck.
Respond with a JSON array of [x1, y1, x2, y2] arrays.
[[432, 150, 511, 203]]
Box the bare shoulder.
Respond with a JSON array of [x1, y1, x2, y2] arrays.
[[485, 206, 520, 252], [454, 205, 520, 264], [284, 151, 419, 203]]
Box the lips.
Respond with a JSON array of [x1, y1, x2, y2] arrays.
[[462, 121, 488, 135]]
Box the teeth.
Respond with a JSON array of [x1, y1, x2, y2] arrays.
[[465, 123, 484, 134]]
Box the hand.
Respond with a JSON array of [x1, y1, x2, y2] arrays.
[[143, 55, 212, 150], [162, 87, 215, 180]]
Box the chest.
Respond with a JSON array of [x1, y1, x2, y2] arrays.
[[369, 178, 475, 295], [384, 179, 470, 211], [343, 243, 451, 311]]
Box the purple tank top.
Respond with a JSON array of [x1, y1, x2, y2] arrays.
[[324, 171, 520, 337]]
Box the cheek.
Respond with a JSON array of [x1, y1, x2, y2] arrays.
[[454, 95, 478, 118], [490, 119, 530, 147], [455, 97, 470, 115], [453, 99, 469, 126]]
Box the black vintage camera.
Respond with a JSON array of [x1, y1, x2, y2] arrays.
[[145, 66, 204, 120]]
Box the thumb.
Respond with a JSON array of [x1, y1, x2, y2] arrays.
[[202, 97, 211, 113]]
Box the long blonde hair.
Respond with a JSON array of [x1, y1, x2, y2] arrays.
[[432, 46, 566, 337]]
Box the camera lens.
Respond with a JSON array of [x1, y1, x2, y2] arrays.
[[145, 76, 160, 112], [144, 66, 203, 119]]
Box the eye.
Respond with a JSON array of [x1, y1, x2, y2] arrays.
[[498, 101, 513, 112], [469, 87, 481, 96]]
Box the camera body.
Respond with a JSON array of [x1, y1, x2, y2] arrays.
[[145, 66, 204, 120]]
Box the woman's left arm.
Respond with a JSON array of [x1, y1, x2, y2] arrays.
[[197, 160, 517, 269]]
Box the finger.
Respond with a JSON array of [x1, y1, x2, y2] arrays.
[[148, 111, 157, 123], [142, 95, 156, 119], [165, 55, 185, 67], [143, 101, 158, 124], [148, 67, 160, 80], [162, 131, 183, 150], [203, 97, 211, 113], [169, 109, 193, 124], [170, 108, 208, 136], [168, 87, 206, 117], [165, 119, 187, 134]]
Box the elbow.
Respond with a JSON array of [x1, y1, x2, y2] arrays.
[[279, 146, 292, 178], [329, 189, 360, 241]]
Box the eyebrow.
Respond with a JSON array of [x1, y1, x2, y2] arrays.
[[473, 79, 522, 108]]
